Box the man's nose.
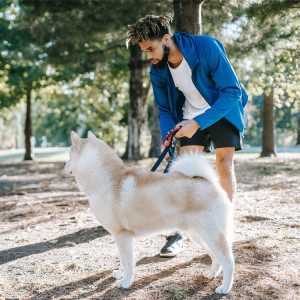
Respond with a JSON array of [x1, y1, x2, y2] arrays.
[[147, 52, 153, 60]]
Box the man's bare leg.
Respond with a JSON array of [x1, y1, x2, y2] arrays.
[[181, 146, 236, 201], [215, 148, 236, 202]]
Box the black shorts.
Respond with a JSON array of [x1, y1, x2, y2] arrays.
[[180, 118, 242, 152]]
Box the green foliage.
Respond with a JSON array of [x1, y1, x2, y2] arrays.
[[19, 0, 172, 75], [32, 71, 129, 153], [0, 0, 48, 108], [16, 0, 172, 153], [0, 0, 299, 150], [202, 0, 299, 146]]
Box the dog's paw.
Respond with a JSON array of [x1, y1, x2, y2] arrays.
[[116, 279, 132, 289], [215, 284, 230, 294], [112, 269, 123, 280]]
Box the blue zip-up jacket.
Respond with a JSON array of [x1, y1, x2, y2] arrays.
[[150, 32, 248, 140]]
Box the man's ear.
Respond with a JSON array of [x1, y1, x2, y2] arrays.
[[88, 131, 96, 139], [163, 34, 170, 44], [71, 131, 81, 145]]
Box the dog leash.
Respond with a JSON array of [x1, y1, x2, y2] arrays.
[[151, 127, 181, 173]]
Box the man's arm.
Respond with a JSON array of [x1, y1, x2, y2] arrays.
[[150, 73, 176, 140], [193, 39, 243, 130]]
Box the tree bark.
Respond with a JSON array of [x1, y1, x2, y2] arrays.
[[260, 90, 277, 157], [124, 43, 149, 160], [297, 117, 300, 145], [24, 85, 34, 161], [173, 0, 206, 35], [148, 102, 161, 157]]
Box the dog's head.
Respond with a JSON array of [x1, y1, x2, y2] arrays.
[[64, 131, 104, 177]]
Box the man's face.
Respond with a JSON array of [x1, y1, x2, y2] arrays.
[[139, 38, 170, 69]]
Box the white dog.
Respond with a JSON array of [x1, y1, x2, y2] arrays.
[[65, 131, 234, 294]]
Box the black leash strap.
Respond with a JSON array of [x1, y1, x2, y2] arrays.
[[151, 127, 180, 173], [150, 146, 170, 172], [163, 152, 175, 173]]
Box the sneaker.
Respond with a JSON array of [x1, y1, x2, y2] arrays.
[[160, 233, 184, 257]]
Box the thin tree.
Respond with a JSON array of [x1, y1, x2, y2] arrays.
[[0, 3, 47, 160], [125, 44, 150, 160], [261, 90, 277, 157], [148, 101, 161, 158]]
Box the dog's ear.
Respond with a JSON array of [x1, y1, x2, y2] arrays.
[[71, 131, 81, 145], [88, 131, 96, 139]]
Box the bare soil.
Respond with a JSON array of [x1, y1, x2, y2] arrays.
[[0, 153, 299, 300]]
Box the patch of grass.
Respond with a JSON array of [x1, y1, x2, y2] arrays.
[[165, 284, 187, 300], [64, 263, 78, 270]]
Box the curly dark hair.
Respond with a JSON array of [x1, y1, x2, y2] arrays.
[[127, 13, 173, 45]]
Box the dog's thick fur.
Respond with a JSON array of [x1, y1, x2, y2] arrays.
[[65, 131, 234, 294]]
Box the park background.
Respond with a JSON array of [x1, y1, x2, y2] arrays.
[[0, 0, 299, 160], [0, 1, 299, 300]]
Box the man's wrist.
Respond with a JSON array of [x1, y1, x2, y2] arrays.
[[192, 119, 200, 130]]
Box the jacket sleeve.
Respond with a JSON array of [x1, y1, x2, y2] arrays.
[[193, 39, 242, 130], [150, 73, 176, 140]]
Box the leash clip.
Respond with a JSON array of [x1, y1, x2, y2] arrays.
[[162, 127, 181, 147]]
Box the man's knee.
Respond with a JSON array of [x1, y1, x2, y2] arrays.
[[216, 149, 235, 171], [217, 156, 233, 168]]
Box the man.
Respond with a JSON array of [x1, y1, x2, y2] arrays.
[[127, 14, 248, 257]]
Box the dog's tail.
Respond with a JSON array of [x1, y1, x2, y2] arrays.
[[168, 152, 217, 183]]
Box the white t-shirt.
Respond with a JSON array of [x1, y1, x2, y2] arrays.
[[168, 57, 210, 119]]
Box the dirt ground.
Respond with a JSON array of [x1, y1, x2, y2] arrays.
[[0, 153, 299, 300]]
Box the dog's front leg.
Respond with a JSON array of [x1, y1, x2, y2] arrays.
[[114, 231, 134, 289]]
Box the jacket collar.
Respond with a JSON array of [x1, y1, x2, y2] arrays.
[[150, 32, 199, 76]]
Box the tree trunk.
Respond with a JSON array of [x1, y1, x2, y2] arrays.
[[297, 117, 300, 145], [260, 90, 277, 157], [124, 43, 148, 160], [24, 86, 34, 161], [173, 0, 206, 35], [148, 102, 161, 157]]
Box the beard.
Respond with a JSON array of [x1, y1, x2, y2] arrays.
[[153, 44, 170, 70]]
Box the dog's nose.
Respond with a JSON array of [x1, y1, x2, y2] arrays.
[[64, 162, 66, 167]]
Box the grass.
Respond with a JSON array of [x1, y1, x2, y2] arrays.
[[0, 149, 69, 162], [1, 147, 299, 164]]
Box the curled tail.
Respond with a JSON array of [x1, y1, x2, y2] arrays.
[[169, 152, 218, 183]]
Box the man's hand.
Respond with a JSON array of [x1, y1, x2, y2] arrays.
[[175, 119, 200, 138]]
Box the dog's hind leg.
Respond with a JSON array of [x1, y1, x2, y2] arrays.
[[203, 258, 222, 279], [112, 261, 123, 280], [191, 228, 234, 294], [190, 231, 222, 279], [114, 231, 134, 289]]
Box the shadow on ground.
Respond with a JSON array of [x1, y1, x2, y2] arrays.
[[0, 226, 108, 265]]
